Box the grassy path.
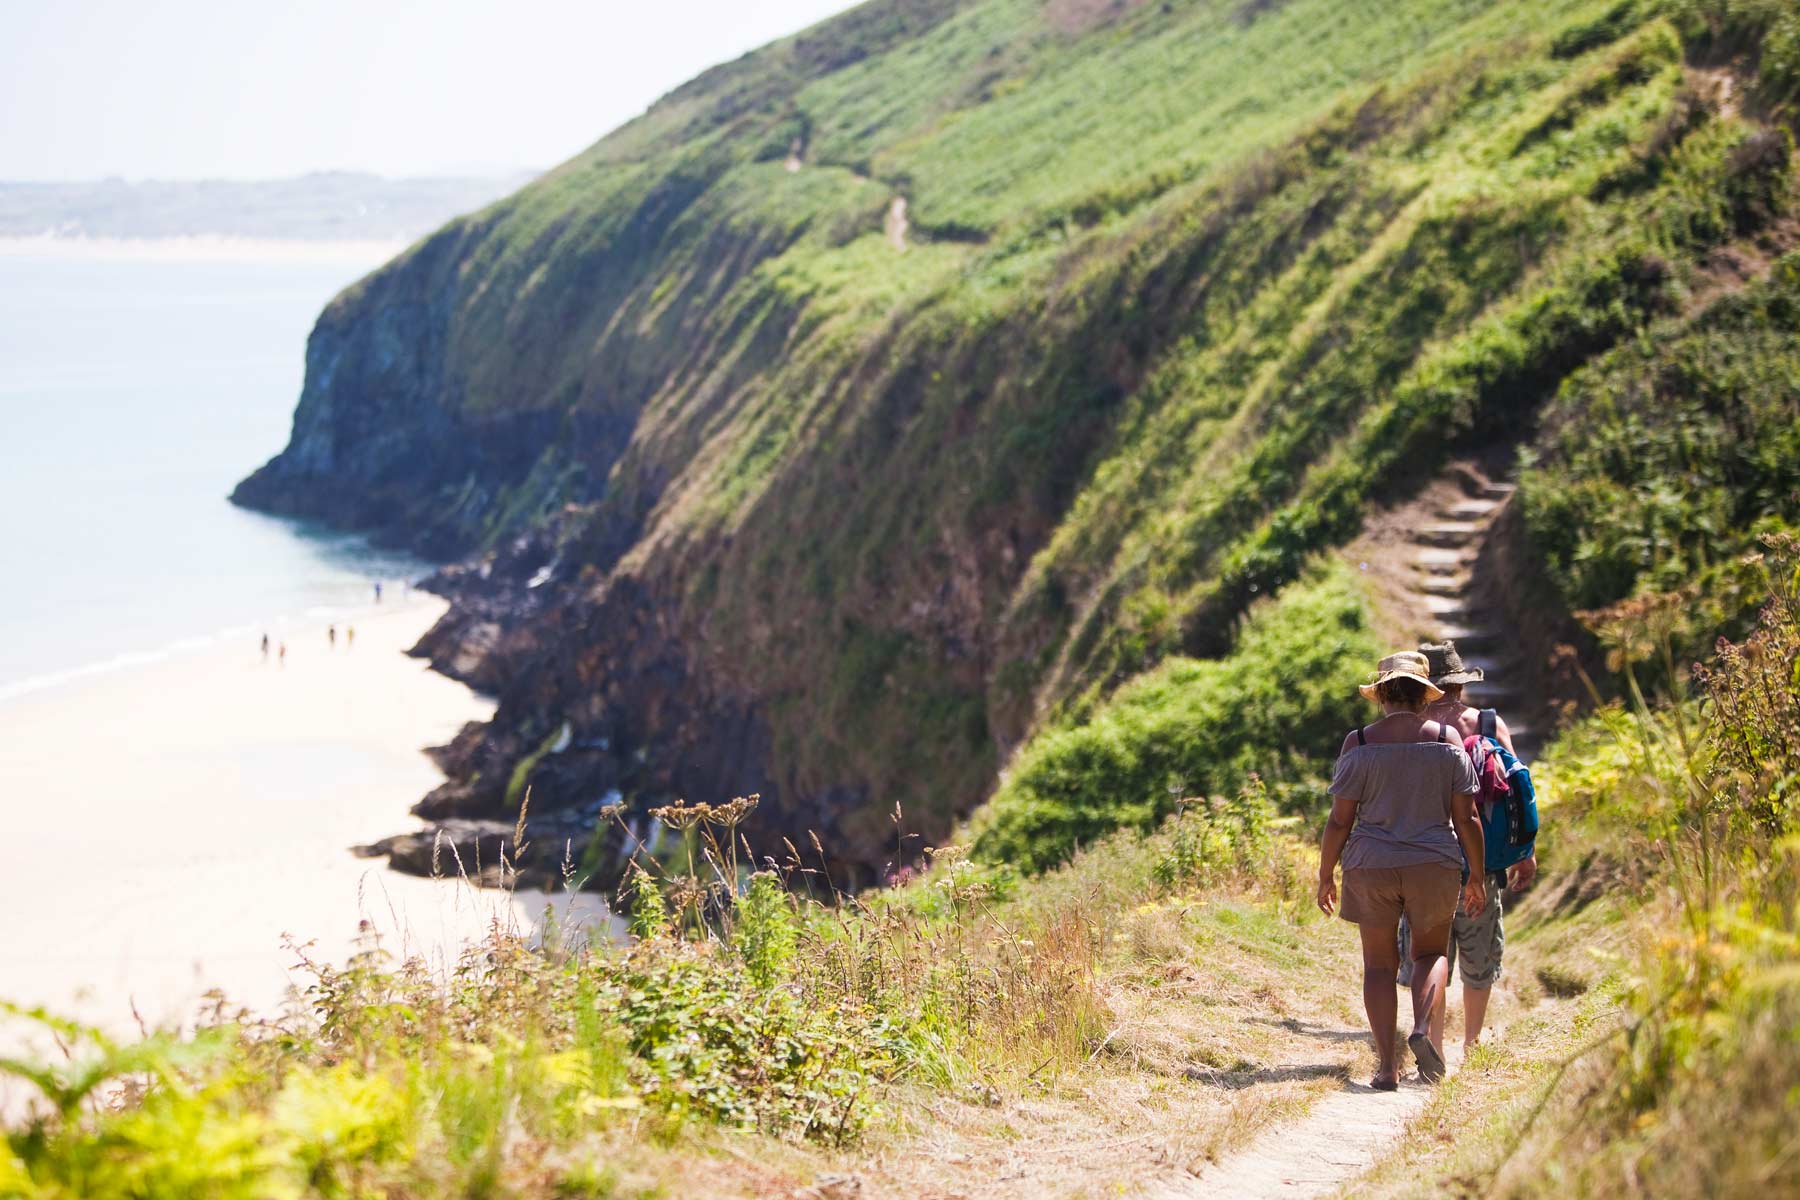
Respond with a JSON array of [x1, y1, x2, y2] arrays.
[[1166, 1077, 1436, 1199]]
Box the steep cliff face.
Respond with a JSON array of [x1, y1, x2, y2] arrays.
[[237, 0, 1797, 885]]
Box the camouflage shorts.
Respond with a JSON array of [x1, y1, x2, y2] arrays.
[[1396, 873, 1506, 989]]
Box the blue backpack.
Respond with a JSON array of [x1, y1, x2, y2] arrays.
[[1471, 709, 1538, 873]]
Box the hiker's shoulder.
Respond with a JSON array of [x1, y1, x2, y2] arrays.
[[1423, 719, 1462, 744]]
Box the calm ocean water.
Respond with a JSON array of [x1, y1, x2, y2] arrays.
[[0, 248, 432, 701]]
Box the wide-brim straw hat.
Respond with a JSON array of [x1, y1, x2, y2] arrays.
[[1420, 639, 1485, 686], [1359, 650, 1445, 702]]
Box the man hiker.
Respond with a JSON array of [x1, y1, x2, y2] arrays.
[[1421, 640, 1519, 759], [1400, 639, 1539, 1052]]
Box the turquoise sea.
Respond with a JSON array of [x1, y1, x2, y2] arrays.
[[0, 247, 431, 702]]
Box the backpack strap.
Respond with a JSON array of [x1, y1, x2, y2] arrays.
[[1479, 708, 1498, 739], [1355, 727, 1366, 747], [1437, 722, 1449, 743]]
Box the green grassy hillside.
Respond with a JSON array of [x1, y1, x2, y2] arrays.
[[9, 537, 1797, 1198], [235, 0, 1799, 879], [11, 0, 1800, 1193]]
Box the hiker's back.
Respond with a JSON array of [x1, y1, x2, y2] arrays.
[[1332, 725, 1473, 871]]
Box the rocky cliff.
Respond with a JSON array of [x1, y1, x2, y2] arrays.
[[236, 0, 1798, 888]]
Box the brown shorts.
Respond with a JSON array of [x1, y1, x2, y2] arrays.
[[1340, 864, 1460, 929]]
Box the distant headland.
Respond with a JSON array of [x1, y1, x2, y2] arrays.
[[0, 170, 536, 244]]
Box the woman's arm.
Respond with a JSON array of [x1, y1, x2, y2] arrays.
[[1316, 794, 1358, 916], [1448, 790, 1488, 915]]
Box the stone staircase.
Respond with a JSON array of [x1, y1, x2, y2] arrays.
[[1401, 469, 1542, 762]]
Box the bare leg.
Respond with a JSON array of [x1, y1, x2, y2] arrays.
[[1463, 984, 1492, 1049], [1408, 919, 1451, 1048], [1429, 980, 1447, 1050], [1357, 920, 1402, 1086]]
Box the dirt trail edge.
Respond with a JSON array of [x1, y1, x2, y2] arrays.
[[1152, 1039, 1465, 1199]]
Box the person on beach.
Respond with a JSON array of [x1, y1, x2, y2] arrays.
[[277, 641, 287, 667], [1417, 640, 1538, 1052], [346, 625, 355, 650], [260, 633, 270, 661], [1318, 651, 1487, 1088], [374, 581, 383, 603], [328, 624, 337, 649]]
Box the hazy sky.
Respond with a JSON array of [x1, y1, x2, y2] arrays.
[[3, 0, 858, 181]]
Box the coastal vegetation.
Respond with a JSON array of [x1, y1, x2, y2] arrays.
[[1351, 534, 1800, 1198], [971, 559, 1380, 872], [7, 537, 1797, 1196], [234, 0, 1798, 890], [13, 0, 1793, 1192]]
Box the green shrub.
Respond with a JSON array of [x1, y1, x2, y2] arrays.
[[1520, 252, 1800, 633], [1668, 0, 1800, 107], [734, 871, 799, 987], [612, 954, 873, 1138], [625, 861, 670, 942], [971, 560, 1379, 872], [1526, 534, 1800, 1195], [1150, 775, 1280, 892], [1553, 1, 1641, 58]]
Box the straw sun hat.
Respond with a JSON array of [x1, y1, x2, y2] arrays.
[[1358, 650, 1445, 702]]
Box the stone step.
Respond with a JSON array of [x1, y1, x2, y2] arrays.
[[1479, 481, 1516, 502], [1413, 521, 1484, 548], [1420, 574, 1469, 597], [1415, 547, 1472, 569], [1440, 497, 1503, 521], [1463, 681, 1519, 707], [1460, 653, 1505, 678], [1417, 594, 1492, 622], [1429, 625, 1500, 649]]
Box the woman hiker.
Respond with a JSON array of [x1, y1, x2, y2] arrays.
[[1317, 651, 1487, 1088]]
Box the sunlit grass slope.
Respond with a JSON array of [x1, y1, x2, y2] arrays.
[[252, 0, 1798, 873]]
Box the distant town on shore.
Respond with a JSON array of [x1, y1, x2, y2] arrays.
[[0, 170, 536, 242]]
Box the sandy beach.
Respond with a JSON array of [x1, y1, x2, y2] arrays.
[[0, 596, 616, 1036]]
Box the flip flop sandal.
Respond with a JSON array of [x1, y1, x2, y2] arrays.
[[1409, 1032, 1446, 1082]]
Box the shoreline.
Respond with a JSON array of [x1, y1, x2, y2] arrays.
[[0, 234, 406, 264], [0, 601, 379, 708], [0, 595, 617, 1040]]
